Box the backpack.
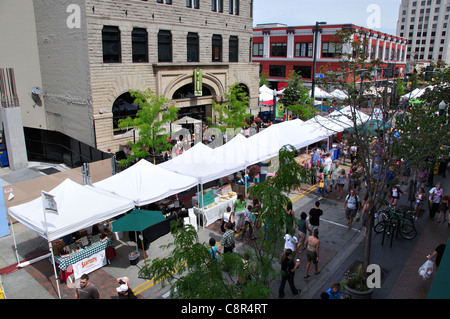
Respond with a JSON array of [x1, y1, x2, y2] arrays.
[[346, 194, 360, 208]]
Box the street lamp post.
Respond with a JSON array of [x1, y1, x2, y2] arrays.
[[311, 21, 327, 102], [272, 89, 277, 122]]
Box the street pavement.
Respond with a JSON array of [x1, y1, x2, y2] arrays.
[[0, 159, 448, 300]]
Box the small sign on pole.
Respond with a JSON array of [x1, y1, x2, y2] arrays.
[[41, 191, 58, 215]]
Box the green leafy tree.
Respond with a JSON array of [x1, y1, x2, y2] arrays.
[[138, 145, 310, 299], [209, 83, 252, 133], [259, 72, 270, 87], [280, 71, 316, 120], [118, 88, 178, 165], [318, 28, 449, 270]]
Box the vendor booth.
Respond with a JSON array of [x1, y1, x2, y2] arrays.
[[93, 159, 198, 206], [8, 178, 135, 298], [192, 187, 237, 227]]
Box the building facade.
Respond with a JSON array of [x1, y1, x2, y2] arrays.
[[252, 23, 408, 90], [396, 0, 450, 64], [3, 0, 259, 155]]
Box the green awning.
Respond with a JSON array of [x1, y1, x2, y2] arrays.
[[112, 209, 166, 232], [427, 237, 450, 299], [347, 119, 390, 135], [409, 98, 424, 105]]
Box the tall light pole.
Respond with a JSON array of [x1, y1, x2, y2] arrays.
[[311, 21, 327, 102]]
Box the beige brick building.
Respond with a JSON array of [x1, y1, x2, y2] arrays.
[[16, 0, 259, 154]]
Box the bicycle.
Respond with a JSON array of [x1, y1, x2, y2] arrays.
[[374, 205, 417, 241]]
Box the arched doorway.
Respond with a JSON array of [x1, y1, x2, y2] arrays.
[[172, 83, 212, 99], [112, 92, 140, 135], [172, 83, 213, 120]]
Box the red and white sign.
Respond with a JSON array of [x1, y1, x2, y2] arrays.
[[72, 250, 107, 279]]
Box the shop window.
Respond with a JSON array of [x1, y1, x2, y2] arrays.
[[132, 28, 148, 63], [158, 30, 172, 62], [321, 42, 342, 58], [293, 65, 312, 79], [102, 26, 121, 63], [271, 42, 287, 57], [269, 65, 286, 77], [294, 42, 313, 57], [253, 43, 263, 57], [229, 36, 239, 62], [187, 32, 199, 62], [212, 34, 222, 62]]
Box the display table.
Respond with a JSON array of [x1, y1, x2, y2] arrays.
[[193, 193, 237, 227], [54, 238, 116, 281]]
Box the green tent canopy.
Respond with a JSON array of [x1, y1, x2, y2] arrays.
[[408, 98, 424, 105], [112, 209, 166, 232], [347, 119, 390, 135]]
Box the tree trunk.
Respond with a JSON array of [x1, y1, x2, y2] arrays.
[[363, 206, 376, 270]]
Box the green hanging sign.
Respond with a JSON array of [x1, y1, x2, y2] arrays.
[[194, 68, 202, 97], [276, 102, 284, 118]]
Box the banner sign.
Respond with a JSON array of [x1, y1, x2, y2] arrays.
[[276, 103, 284, 118], [72, 250, 107, 279], [194, 68, 202, 97], [198, 189, 215, 207], [221, 184, 232, 195], [41, 191, 58, 215]]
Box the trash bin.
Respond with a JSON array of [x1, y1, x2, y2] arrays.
[[0, 144, 8, 167], [128, 251, 140, 265]]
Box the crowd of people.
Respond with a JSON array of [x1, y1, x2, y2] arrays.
[[207, 131, 449, 299]]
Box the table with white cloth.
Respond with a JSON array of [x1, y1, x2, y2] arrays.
[[193, 193, 237, 227]]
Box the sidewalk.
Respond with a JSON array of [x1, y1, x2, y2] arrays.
[[315, 167, 450, 299], [0, 161, 448, 299]]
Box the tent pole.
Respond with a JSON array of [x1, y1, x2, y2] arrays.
[[48, 241, 62, 299], [244, 167, 247, 198], [196, 184, 200, 230], [200, 183, 204, 228], [42, 199, 61, 300], [7, 213, 20, 265]]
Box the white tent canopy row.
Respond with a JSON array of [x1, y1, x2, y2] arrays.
[[400, 85, 434, 101], [8, 105, 368, 245], [159, 106, 369, 183], [94, 159, 199, 206]]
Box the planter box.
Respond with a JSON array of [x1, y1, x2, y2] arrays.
[[344, 285, 375, 299]]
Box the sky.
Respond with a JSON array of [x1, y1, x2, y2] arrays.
[[253, 0, 402, 36]]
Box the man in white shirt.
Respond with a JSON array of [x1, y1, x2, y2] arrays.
[[284, 233, 299, 253]]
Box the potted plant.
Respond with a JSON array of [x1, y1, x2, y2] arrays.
[[341, 263, 374, 299]]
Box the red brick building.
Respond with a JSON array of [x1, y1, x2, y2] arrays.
[[252, 23, 408, 90]]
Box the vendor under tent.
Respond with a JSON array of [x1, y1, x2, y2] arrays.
[[93, 159, 198, 207], [112, 209, 166, 255], [112, 209, 166, 233], [7, 178, 135, 298]]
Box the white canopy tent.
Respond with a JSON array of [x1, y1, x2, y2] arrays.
[[9, 178, 135, 242], [8, 178, 135, 298], [93, 159, 199, 206], [309, 87, 332, 100], [173, 116, 202, 125], [399, 85, 434, 101], [259, 85, 274, 102], [330, 89, 349, 101], [158, 141, 246, 184]]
